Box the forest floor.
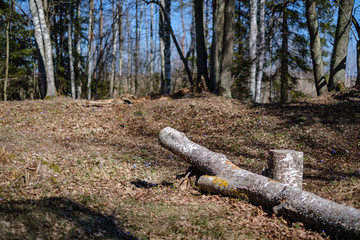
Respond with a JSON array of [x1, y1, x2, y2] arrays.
[[0, 89, 359, 239]]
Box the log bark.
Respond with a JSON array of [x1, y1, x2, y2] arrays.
[[263, 150, 303, 189], [159, 127, 360, 239]]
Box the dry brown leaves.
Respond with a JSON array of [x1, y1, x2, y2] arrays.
[[1, 90, 358, 239]]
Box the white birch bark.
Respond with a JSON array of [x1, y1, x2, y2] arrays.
[[134, 0, 139, 95], [255, 0, 265, 103], [4, 3, 12, 101], [159, 127, 360, 239], [29, 0, 56, 97], [163, 0, 171, 94], [329, 0, 355, 90], [127, 11, 131, 93], [76, 1, 82, 99], [110, 0, 119, 98], [35, 0, 56, 97], [68, 9, 76, 99], [305, 0, 328, 96], [249, 0, 258, 100], [263, 150, 303, 189], [87, 0, 94, 100], [116, 0, 123, 97], [159, 0, 166, 93]]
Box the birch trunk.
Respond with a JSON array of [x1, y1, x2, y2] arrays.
[[255, 0, 265, 103], [36, 0, 56, 97], [76, 0, 82, 99], [305, 0, 328, 96], [139, 0, 144, 75], [68, 9, 76, 99], [357, 40, 360, 88], [249, 0, 257, 100], [116, 0, 123, 97], [135, 0, 139, 96], [329, 0, 355, 91], [347, 16, 360, 88], [4, 2, 12, 101], [110, 0, 118, 98], [87, 0, 94, 100], [29, 0, 57, 97], [127, 11, 131, 93], [94, 0, 104, 99], [159, 0, 166, 94], [164, 0, 171, 94], [180, 0, 185, 56], [218, 0, 234, 98], [159, 127, 360, 239]]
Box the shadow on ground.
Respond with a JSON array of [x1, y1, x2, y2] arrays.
[[0, 197, 136, 240]]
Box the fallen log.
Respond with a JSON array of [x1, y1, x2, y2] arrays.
[[159, 127, 360, 239]]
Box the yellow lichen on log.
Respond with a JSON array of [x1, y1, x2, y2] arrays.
[[212, 176, 229, 187]]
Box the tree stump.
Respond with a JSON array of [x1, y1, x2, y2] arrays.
[[263, 150, 303, 189]]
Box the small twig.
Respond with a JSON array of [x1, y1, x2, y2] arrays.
[[177, 168, 193, 188]]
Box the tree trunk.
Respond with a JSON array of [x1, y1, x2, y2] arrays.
[[29, 0, 57, 98], [194, 0, 209, 91], [76, 0, 82, 99], [305, 0, 327, 96], [37, 48, 47, 99], [94, 0, 104, 99], [249, 0, 257, 100], [150, 2, 154, 75], [4, 1, 13, 101], [180, 0, 186, 57], [209, 0, 224, 93], [204, 0, 209, 47], [357, 40, 360, 88], [218, 0, 235, 98], [159, 127, 360, 239], [255, 0, 265, 103], [159, 0, 166, 94], [164, 0, 171, 94], [280, 9, 289, 103], [135, 0, 139, 96], [110, 0, 118, 98], [116, 0, 123, 97], [328, 0, 355, 91], [36, 0, 56, 97], [68, 7, 76, 99], [87, 0, 94, 100], [127, 11, 132, 93], [350, 16, 360, 88]]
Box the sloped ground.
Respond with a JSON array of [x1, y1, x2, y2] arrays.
[[0, 89, 359, 239]]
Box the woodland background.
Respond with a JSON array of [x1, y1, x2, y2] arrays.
[[1, 0, 360, 102]]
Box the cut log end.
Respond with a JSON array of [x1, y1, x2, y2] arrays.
[[264, 150, 303, 189]]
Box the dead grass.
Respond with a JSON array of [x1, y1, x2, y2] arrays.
[[0, 89, 359, 239]]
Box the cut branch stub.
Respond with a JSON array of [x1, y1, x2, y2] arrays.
[[263, 150, 303, 189]]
